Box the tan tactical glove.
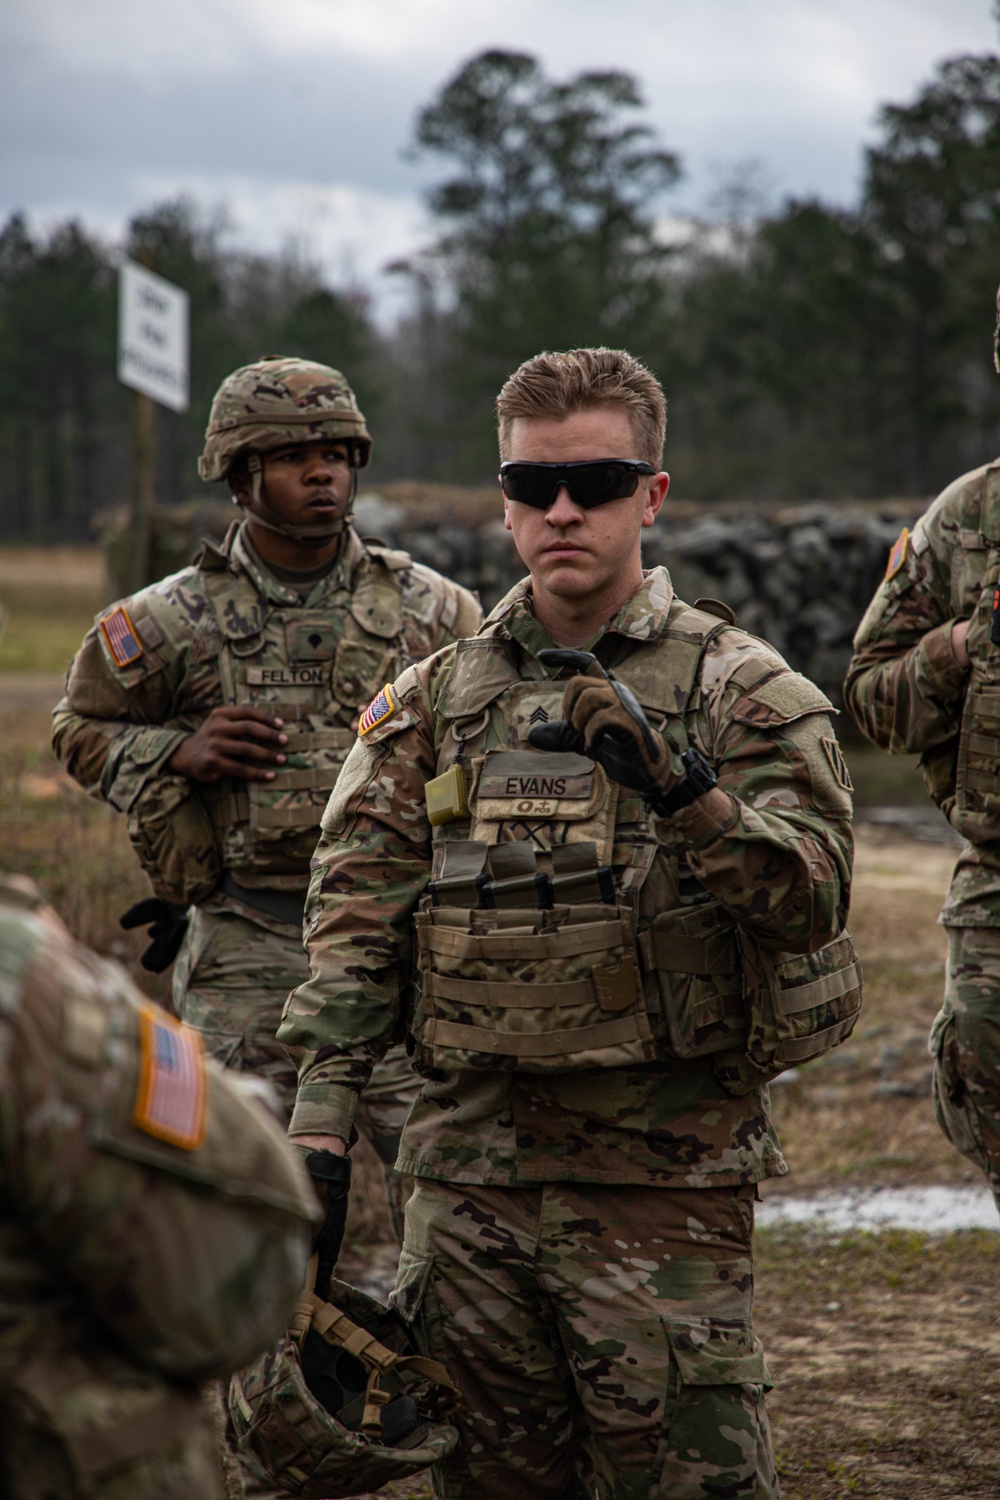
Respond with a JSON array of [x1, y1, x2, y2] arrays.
[[528, 649, 715, 814]]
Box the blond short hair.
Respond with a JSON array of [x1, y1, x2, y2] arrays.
[[496, 348, 666, 466]]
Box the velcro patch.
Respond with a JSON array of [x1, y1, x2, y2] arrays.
[[885, 527, 909, 582], [99, 606, 143, 667], [359, 683, 397, 737], [821, 737, 853, 792], [133, 1004, 207, 1150]]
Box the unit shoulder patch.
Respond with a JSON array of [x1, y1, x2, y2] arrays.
[[885, 527, 909, 582], [821, 737, 853, 792], [132, 1004, 207, 1150], [358, 683, 398, 737], [99, 605, 144, 668]]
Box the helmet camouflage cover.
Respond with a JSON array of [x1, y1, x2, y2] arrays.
[[199, 356, 372, 481], [229, 1270, 459, 1499]]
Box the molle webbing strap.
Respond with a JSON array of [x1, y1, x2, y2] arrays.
[[265, 767, 334, 792], [771, 959, 863, 1015], [423, 1016, 644, 1058], [429, 972, 610, 1009], [426, 946, 639, 1015], [424, 918, 627, 962], [777, 1013, 860, 1061]]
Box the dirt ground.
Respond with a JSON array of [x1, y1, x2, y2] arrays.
[[2, 632, 998, 1498]]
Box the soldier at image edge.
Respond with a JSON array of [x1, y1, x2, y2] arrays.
[[52, 354, 482, 1244], [0, 873, 316, 1500], [278, 347, 859, 1499], [845, 283, 1000, 1216]]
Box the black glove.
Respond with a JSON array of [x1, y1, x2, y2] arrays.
[[529, 648, 686, 810], [305, 1150, 352, 1297], [120, 897, 190, 973]]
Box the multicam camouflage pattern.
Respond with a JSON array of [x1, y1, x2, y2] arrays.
[[391, 1176, 776, 1499], [198, 356, 372, 481], [230, 1272, 458, 1499], [53, 522, 481, 904], [281, 566, 854, 1187], [846, 461, 1000, 1211], [0, 876, 316, 1499], [52, 518, 479, 1222], [174, 900, 415, 1236], [845, 461, 1000, 921], [930, 926, 1000, 1208]]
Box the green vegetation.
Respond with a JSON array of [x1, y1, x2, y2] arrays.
[[3, 32, 1000, 538]]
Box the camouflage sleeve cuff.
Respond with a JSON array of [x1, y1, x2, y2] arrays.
[[650, 786, 739, 851], [916, 618, 971, 704], [287, 1085, 359, 1146], [102, 727, 190, 812]]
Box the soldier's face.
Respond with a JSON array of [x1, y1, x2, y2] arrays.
[[503, 406, 668, 612], [257, 439, 354, 525]]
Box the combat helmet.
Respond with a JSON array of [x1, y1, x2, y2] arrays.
[[228, 1254, 460, 1498], [199, 355, 372, 544]]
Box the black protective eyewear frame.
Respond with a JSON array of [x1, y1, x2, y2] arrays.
[[499, 458, 658, 511]]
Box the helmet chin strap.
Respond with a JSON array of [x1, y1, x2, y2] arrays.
[[235, 456, 357, 548]]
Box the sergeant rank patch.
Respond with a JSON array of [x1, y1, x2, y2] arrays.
[[133, 1004, 207, 1150], [359, 683, 397, 737], [99, 605, 143, 667], [884, 527, 909, 582]]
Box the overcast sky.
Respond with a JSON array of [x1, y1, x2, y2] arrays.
[[2, 0, 997, 321]]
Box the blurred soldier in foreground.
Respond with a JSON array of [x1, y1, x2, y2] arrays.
[[846, 287, 1000, 1213], [280, 347, 859, 1498], [0, 873, 316, 1499], [53, 356, 481, 1235]]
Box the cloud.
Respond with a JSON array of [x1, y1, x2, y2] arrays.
[[1, 0, 996, 319]]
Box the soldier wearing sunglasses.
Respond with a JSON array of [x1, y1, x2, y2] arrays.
[[281, 347, 856, 1500]]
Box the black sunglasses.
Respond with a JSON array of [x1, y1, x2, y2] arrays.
[[499, 459, 657, 511]]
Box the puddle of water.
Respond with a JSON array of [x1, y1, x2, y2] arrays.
[[758, 1184, 998, 1234]]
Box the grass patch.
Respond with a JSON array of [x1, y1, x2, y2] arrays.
[[0, 546, 107, 674], [758, 1226, 1000, 1498]]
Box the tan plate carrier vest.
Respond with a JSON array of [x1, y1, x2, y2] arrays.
[[412, 602, 861, 1095], [948, 462, 1000, 843], [128, 540, 413, 905]]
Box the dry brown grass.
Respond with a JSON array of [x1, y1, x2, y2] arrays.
[[765, 830, 961, 1192]]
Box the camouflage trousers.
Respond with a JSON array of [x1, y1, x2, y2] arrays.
[[172, 900, 417, 1241], [391, 1178, 777, 1500], [930, 925, 1000, 1212]]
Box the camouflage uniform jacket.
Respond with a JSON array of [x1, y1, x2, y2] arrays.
[[845, 460, 1000, 925], [52, 521, 481, 899], [0, 875, 316, 1492], [280, 569, 854, 1188]]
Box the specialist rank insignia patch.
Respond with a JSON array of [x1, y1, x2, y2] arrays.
[[133, 1004, 207, 1151], [359, 683, 397, 737], [99, 606, 143, 667], [884, 527, 909, 582]]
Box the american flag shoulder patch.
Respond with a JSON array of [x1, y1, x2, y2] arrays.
[[133, 1004, 207, 1151], [885, 527, 909, 582], [99, 606, 143, 668], [359, 683, 398, 737]]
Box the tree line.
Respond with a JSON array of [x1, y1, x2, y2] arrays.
[[2, 34, 999, 541]]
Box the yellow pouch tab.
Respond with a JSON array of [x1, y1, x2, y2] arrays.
[[426, 764, 469, 827]]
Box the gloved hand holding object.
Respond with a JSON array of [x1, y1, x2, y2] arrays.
[[528, 649, 717, 814], [119, 897, 190, 973]]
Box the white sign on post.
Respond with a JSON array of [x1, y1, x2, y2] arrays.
[[118, 259, 190, 412]]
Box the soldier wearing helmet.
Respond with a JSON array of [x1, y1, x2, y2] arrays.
[[53, 357, 482, 1250], [846, 284, 1000, 1216]]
